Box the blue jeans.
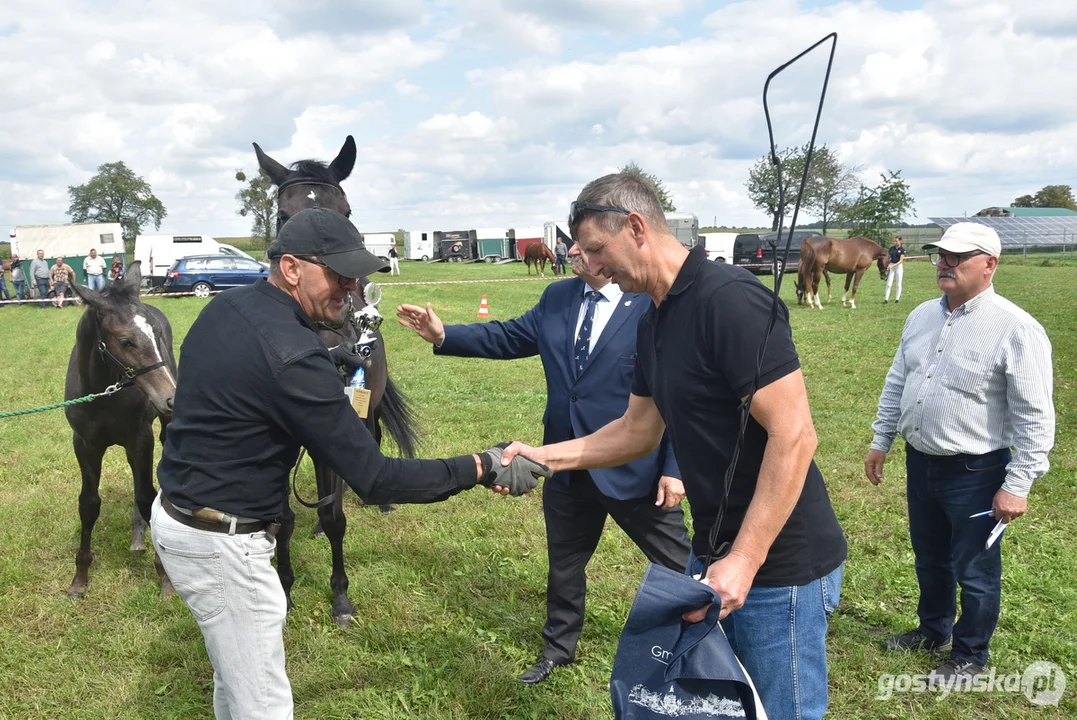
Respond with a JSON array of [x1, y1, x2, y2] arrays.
[[35, 278, 50, 307], [687, 552, 843, 719], [0, 276, 10, 300], [87, 274, 106, 292], [150, 492, 293, 719], [13, 280, 26, 300], [906, 444, 1009, 666]]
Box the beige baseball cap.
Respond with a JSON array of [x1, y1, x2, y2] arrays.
[[924, 222, 1001, 257]]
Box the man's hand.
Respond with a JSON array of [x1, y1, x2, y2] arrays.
[[865, 449, 887, 485], [655, 476, 685, 509], [396, 303, 446, 345], [992, 489, 1027, 524], [479, 444, 550, 496], [327, 344, 369, 375], [682, 551, 759, 623]]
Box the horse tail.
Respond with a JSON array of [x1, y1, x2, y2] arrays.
[[379, 375, 421, 458]]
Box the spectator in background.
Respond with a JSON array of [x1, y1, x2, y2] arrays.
[[884, 236, 905, 304], [83, 248, 107, 291], [0, 258, 10, 302], [110, 256, 125, 283], [30, 249, 51, 308], [10, 255, 27, 300], [388, 243, 401, 275], [49, 256, 76, 308], [554, 237, 568, 275]]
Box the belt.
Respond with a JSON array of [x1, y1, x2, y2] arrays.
[[161, 494, 272, 535]]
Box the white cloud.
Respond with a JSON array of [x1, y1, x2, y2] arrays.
[[1, 0, 1075, 238]]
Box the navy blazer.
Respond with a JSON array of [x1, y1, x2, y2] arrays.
[[436, 277, 679, 500]]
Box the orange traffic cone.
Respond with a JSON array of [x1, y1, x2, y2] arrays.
[[477, 294, 490, 319]]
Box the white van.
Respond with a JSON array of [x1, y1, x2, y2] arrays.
[[699, 232, 738, 262], [135, 234, 223, 286]]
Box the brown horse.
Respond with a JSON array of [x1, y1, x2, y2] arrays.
[[524, 242, 557, 277], [796, 236, 889, 309]]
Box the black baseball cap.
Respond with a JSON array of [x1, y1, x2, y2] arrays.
[[268, 208, 389, 278]]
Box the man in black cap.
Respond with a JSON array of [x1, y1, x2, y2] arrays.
[[150, 207, 548, 720]]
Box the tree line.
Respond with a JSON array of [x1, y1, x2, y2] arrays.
[[58, 159, 1075, 250]]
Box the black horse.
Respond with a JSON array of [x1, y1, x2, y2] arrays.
[[253, 135, 420, 627], [65, 261, 178, 597]]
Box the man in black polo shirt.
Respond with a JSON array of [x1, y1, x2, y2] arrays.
[[501, 172, 847, 720], [150, 207, 546, 720]]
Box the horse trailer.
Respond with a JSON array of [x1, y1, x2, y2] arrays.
[[510, 227, 544, 261], [12, 223, 126, 282], [665, 212, 699, 249], [544, 220, 571, 252], [404, 230, 436, 261], [475, 227, 512, 262], [361, 232, 396, 261], [437, 230, 477, 263]]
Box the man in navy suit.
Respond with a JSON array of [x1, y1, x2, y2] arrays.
[[397, 244, 691, 685]]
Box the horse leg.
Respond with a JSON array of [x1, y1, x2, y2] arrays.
[[275, 497, 297, 612], [811, 267, 824, 309], [369, 410, 395, 515], [69, 434, 105, 598], [824, 270, 832, 304], [849, 269, 866, 309], [841, 273, 854, 307], [315, 463, 356, 628]]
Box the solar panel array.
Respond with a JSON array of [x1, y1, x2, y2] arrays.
[[929, 216, 1077, 246]]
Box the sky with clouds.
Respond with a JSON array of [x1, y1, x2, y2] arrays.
[[2, 0, 1074, 238]]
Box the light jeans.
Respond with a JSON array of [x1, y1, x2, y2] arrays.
[[885, 263, 904, 301], [150, 492, 293, 719], [688, 552, 843, 720], [389, 257, 400, 275], [86, 273, 106, 292]]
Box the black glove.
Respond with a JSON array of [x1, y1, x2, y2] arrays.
[[328, 344, 369, 375], [479, 443, 549, 496]]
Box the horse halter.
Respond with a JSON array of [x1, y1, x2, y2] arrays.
[[98, 341, 168, 388], [274, 177, 347, 228]]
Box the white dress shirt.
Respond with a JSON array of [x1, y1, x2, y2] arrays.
[[573, 282, 625, 354], [871, 286, 1055, 497]]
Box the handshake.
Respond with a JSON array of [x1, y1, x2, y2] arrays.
[[477, 444, 550, 497]]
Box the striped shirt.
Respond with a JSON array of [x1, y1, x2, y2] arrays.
[[870, 286, 1055, 498]]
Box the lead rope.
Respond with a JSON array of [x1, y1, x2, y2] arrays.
[[698, 33, 839, 575]]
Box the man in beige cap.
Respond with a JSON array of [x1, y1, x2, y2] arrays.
[[864, 222, 1055, 686]]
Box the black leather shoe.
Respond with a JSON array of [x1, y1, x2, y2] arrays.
[[519, 658, 560, 685]]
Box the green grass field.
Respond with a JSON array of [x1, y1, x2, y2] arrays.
[[0, 258, 1073, 719]]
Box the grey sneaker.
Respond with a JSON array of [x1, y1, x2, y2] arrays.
[[882, 629, 953, 654], [929, 658, 986, 689]]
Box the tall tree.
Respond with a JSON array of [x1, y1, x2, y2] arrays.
[[806, 146, 861, 236], [235, 169, 277, 245], [67, 161, 167, 242], [1012, 185, 1076, 210], [619, 162, 677, 212], [745, 146, 809, 231], [838, 170, 916, 247]]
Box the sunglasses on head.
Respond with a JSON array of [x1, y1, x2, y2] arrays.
[[568, 201, 631, 227]]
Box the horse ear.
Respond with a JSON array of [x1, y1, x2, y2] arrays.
[[115, 260, 144, 301], [328, 135, 356, 183], [253, 142, 291, 186], [72, 283, 106, 309]]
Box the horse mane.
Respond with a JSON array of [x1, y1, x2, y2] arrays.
[[289, 159, 338, 185]]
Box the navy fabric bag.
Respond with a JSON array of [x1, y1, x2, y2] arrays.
[[610, 563, 766, 719]]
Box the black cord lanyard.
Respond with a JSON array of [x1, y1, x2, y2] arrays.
[[700, 33, 839, 573]]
